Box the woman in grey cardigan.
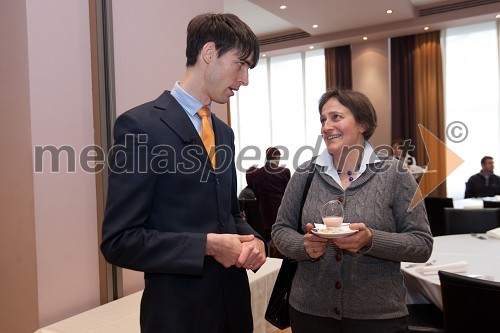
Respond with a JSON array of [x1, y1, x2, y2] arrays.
[[271, 89, 433, 333]]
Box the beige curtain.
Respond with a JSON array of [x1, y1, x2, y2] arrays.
[[414, 31, 446, 197]]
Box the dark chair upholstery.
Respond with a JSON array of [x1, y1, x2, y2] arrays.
[[443, 207, 500, 234], [483, 200, 500, 208], [424, 197, 454, 236], [439, 271, 500, 333], [238, 199, 266, 240], [407, 303, 444, 332]]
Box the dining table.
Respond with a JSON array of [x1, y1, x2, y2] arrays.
[[401, 233, 500, 309], [35, 257, 283, 333]]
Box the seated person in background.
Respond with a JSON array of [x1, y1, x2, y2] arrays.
[[391, 137, 416, 166], [252, 147, 291, 242], [465, 156, 500, 198], [238, 165, 257, 200]]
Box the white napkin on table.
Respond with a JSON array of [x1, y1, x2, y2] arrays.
[[416, 260, 468, 275], [486, 227, 500, 239]]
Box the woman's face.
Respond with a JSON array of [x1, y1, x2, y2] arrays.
[[320, 97, 366, 156]]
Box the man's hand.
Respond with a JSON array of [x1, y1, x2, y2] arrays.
[[304, 223, 329, 259], [236, 237, 266, 270], [205, 234, 266, 270]]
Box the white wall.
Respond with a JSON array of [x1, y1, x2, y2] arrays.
[[25, 0, 99, 327], [351, 40, 391, 149]]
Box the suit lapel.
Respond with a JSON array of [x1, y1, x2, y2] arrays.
[[155, 91, 215, 169]]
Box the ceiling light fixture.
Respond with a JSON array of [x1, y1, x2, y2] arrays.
[[386, 9, 393, 14], [496, 14, 500, 18], [363, 36, 368, 41], [309, 45, 315, 50], [262, 54, 266, 57], [312, 24, 318, 29], [424, 26, 430, 31], [280, 5, 287, 10]]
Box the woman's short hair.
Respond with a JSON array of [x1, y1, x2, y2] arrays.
[[265, 147, 281, 161], [185, 13, 260, 69], [318, 89, 378, 140]]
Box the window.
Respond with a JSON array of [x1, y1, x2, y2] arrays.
[[231, 49, 326, 193], [443, 22, 500, 199]]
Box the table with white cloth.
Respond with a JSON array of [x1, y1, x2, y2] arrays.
[[452, 198, 484, 209], [401, 234, 500, 309], [35, 257, 283, 333]]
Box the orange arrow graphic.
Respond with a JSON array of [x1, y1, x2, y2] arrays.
[[409, 124, 464, 210]]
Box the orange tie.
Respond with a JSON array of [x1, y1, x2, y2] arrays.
[[197, 106, 216, 167]]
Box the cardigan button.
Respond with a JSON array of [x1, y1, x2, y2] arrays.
[[335, 281, 342, 289], [334, 307, 341, 315], [335, 253, 342, 261], [338, 196, 344, 203]]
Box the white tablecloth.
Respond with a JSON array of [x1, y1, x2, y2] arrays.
[[35, 258, 283, 333], [452, 198, 484, 209], [402, 234, 500, 309]]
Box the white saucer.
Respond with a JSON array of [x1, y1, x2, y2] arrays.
[[311, 228, 359, 239]]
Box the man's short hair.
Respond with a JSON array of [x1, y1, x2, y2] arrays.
[[481, 156, 493, 165], [185, 13, 260, 69]]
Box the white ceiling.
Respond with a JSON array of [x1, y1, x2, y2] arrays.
[[224, 0, 500, 56]]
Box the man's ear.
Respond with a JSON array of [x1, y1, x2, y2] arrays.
[[201, 42, 216, 64]]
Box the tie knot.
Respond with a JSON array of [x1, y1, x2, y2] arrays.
[[197, 106, 211, 118]]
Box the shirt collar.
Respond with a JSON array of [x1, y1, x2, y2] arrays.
[[315, 141, 381, 179], [171, 82, 210, 115]]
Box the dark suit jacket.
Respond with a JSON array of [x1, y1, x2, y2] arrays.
[[101, 91, 261, 333], [465, 172, 500, 198], [252, 163, 291, 234]]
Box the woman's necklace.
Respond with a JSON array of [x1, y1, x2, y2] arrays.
[[336, 165, 361, 182]]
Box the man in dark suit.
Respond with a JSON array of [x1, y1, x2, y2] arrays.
[[100, 13, 266, 333], [465, 156, 500, 198], [252, 147, 291, 242]]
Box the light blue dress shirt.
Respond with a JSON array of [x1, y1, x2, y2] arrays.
[[170, 82, 211, 136]]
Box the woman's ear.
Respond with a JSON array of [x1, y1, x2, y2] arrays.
[[359, 124, 367, 135]]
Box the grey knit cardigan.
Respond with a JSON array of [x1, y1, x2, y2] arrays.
[[271, 156, 433, 320]]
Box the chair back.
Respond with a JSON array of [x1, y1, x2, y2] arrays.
[[424, 197, 454, 236], [238, 199, 265, 239], [443, 207, 500, 235], [483, 200, 500, 208], [439, 270, 500, 332]]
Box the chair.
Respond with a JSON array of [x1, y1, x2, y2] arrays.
[[483, 200, 500, 208], [424, 197, 454, 237], [443, 207, 500, 235], [439, 270, 500, 332], [238, 199, 266, 240], [407, 303, 444, 332]]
